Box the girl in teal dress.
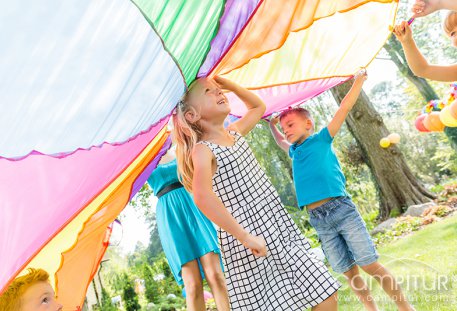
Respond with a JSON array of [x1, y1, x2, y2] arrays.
[[147, 152, 229, 311]]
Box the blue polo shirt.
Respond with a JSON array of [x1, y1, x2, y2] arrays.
[[289, 127, 348, 207]]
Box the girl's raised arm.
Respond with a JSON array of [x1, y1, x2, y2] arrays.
[[394, 21, 457, 82], [215, 76, 266, 136], [412, 0, 457, 18]]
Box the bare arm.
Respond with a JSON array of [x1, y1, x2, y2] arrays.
[[412, 0, 457, 18], [394, 21, 457, 82], [214, 76, 266, 136], [327, 71, 367, 137], [192, 144, 267, 257], [268, 116, 290, 152]]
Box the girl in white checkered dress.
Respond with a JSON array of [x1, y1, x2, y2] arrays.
[[172, 76, 339, 311]]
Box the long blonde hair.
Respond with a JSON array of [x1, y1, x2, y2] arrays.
[[172, 82, 204, 192]]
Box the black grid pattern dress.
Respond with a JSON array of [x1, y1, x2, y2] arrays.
[[198, 131, 340, 310]]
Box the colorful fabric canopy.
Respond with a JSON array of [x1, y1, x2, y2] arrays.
[[0, 0, 397, 309]]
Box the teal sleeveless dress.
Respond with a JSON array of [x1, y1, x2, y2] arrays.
[[147, 159, 222, 285]]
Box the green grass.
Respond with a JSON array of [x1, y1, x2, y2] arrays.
[[335, 214, 457, 311]]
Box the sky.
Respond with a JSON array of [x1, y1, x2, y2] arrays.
[[115, 196, 157, 254]]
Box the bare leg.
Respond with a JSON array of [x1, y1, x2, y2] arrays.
[[343, 265, 379, 310], [361, 262, 414, 311], [200, 252, 230, 311], [181, 260, 206, 311], [311, 292, 338, 311]]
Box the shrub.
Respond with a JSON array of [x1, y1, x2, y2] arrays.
[[422, 205, 453, 218], [372, 216, 422, 246]]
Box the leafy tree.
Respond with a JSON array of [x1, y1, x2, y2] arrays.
[[143, 264, 160, 304], [130, 184, 164, 261], [121, 273, 141, 311], [101, 287, 117, 311]]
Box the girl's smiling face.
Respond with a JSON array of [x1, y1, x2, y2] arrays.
[[188, 78, 230, 120], [20, 282, 62, 311]]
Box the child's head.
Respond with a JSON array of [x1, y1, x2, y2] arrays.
[[0, 269, 62, 311], [172, 78, 229, 191], [279, 107, 314, 144], [444, 11, 457, 47]]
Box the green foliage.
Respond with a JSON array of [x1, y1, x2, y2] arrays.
[[121, 273, 141, 311], [101, 246, 185, 310], [362, 210, 379, 233], [431, 179, 457, 203], [444, 127, 457, 152], [372, 216, 423, 246], [431, 183, 445, 193], [100, 287, 117, 311], [389, 207, 402, 218], [434, 205, 453, 217], [147, 293, 186, 311], [130, 184, 154, 215], [136, 255, 184, 309], [143, 265, 160, 304], [393, 216, 423, 233]]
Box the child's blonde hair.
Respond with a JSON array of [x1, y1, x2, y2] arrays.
[[0, 268, 50, 311], [172, 81, 203, 192], [444, 11, 457, 36]]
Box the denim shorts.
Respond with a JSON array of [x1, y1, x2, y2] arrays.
[[308, 196, 379, 273]]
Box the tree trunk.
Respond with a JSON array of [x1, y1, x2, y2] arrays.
[[384, 36, 438, 101], [331, 80, 436, 220], [385, 36, 457, 150]]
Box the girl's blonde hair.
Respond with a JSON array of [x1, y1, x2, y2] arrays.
[[444, 11, 457, 36], [172, 81, 203, 192], [0, 268, 50, 311]]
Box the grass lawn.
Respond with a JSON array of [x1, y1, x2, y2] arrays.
[[333, 213, 457, 310]]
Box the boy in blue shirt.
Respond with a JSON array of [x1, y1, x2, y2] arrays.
[[269, 71, 414, 311]]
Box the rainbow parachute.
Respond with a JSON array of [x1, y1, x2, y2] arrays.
[[0, 0, 397, 309]]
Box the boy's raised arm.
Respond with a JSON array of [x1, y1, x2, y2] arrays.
[[269, 116, 291, 152], [214, 76, 266, 136], [327, 70, 367, 138]]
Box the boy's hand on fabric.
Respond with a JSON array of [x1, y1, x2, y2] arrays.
[[354, 68, 368, 82], [269, 115, 280, 126], [393, 21, 413, 43], [243, 234, 267, 257], [411, 0, 439, 18]]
